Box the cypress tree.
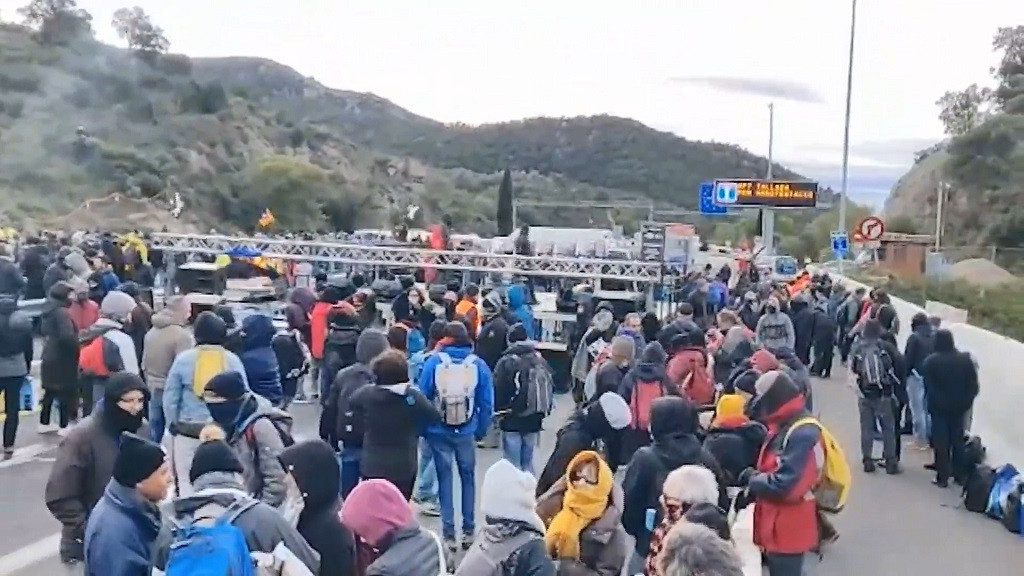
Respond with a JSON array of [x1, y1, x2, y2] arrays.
[[497, 168, 514, 235]]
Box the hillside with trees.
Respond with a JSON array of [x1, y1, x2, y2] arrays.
[[0, 0, 842, 249]]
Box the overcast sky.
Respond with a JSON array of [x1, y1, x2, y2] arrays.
[[3, 0, 1019, 206]]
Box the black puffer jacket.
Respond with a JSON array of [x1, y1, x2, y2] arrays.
[[279, 440, 356, 576], [621, 397, 727, 556], [702, 420, 767, 486]]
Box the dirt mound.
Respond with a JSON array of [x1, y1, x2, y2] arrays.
[[948, 258, 1019, 287]]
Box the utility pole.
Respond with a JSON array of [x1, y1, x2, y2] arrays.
[[762, 102, 776, 256], [935, 181, 947, 252], [838, 0, 858, 272]]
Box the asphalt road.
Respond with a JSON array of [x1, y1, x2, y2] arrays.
[[0, 366, 1021, 576]]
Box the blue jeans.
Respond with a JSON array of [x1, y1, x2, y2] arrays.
[[907, 374, 931, 443], [501, 431, 538, 475], [319, 365, 333, 402], [426, 433, 476, 539], [340, 448, 362, 499], [150, 389, 166, 444], [413, 437, 438, 503]]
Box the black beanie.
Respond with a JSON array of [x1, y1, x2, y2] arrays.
[[205, 371, 248, 400], [507, 322, 529, 345], [189, 439, 244, 483], [194, 311, 228, 345], [104, 373, 148, 407], [113, 432, 166, 486]]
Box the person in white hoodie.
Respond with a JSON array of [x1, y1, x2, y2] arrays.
[[78, 291, 139, 416]]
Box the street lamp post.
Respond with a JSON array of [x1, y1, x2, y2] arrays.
[[838, 0, 857, 272]]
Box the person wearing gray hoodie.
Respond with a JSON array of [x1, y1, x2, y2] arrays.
[[141, 296, 193, 444], [350, 349, 441, 499], [755, 296, 795, 352], [320, 328, 391, 497]]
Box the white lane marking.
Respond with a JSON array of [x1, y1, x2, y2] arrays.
[[0, 532, 60, 575], [0, 444, 56, 469]]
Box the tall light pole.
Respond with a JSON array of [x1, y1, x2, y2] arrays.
[[838, 0, 858, 269], [762, 103, 776, 256]]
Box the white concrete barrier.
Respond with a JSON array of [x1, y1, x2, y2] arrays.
[[834, 274, 1024, 467]]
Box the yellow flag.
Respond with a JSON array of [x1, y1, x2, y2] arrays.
[[258, 209, 275, 228]]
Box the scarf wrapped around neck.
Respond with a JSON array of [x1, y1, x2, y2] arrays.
[[644, 501, 687, 576], [543, 451, 613, 561]]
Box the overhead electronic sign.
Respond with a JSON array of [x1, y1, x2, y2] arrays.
[[712, 179, 819, 209]]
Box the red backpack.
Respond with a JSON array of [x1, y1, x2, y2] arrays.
[[674, 349, 715, 407], [629, 378, 665, 430]]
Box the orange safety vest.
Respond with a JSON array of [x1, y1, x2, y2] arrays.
[[454, 299, 480, 336]]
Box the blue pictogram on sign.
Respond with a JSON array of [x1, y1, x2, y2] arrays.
[[830, 231, 849, 257], [699, 182, 728, 215], [715, 181, 738, 205]]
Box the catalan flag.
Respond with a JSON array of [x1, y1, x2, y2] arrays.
[[258, 208, 275, 228]]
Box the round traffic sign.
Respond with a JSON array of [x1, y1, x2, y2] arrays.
[[857, 216, 885, 241]]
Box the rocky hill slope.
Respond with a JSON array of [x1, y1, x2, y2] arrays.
[[0, 21, 812, 235]]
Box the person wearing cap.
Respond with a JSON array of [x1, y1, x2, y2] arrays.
[[474, 289, 509, 371], [84, 432, 169, 576], [46, 373, 151, 565], [152, 429, 319, 573], [78, 290, 139, 415]]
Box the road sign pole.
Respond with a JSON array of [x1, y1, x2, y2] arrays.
[[763, 103, 775, 256]]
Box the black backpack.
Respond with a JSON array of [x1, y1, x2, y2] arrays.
[[955, 436, 987, 485], [335, 370, 373, 448], [963, 464, 996, 513], [1003, 486, 1023, 534]]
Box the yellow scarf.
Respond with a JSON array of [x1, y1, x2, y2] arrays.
[[543, 451, 613, 560]]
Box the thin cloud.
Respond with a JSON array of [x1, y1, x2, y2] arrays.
[[667, 76, 826, 104]]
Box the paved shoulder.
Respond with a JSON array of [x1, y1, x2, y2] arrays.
[[813, 372, 1020, 576]]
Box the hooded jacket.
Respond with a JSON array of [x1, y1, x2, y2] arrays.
[[773, 348, 813, 410], [457, 459, 554, 576], [788, 297, 816, 364], [755, 300, 795, 352], [351, 369, 441, 493], [152, 472, 319, 573], [0, 296, 33, 379], [702, 419, 767, 487], [493, 340, 548, 433], [508, 284, 536, 339], [621, 397, 727, 555], [239, 314, 283, 406], [46, 404, 152, 546], [279, 441, 356, 576], [536, 395, 631, 496], [83, 480, 161, 576], [616, 342, 674, 464], [476, 313, 511, 370], [535, 477, 627, 576], [418, 341, 494, 439], [903, 314, 935, 377], [40, 283, 80, 393], [320, 329, 390, 449], [322, 307, 362, 378], [921, 331, 979, 416], [226, 394, 294, 507], [141, 299, 193, 391]]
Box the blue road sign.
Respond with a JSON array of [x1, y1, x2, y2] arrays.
[[698, 182, 728, 215], [830, 231, 849, 257]]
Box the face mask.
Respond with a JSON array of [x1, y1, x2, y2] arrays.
[[207, 401, 242, 430], [103, 402, 144, 433]]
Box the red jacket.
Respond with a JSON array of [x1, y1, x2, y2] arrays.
[[68, 299, 100, 333], [309, 302, 332, 360], [750, 397, 821, 554]]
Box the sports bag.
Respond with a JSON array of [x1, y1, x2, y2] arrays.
[[514, 354, 554, 418], [166, 499, 259, 576]]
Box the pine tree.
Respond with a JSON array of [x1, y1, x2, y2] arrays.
[[497, 168, 514, 235]]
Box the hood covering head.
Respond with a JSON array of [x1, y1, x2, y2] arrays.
[[340, 479, 414, 548], [279, 440, 340, 511], [289, 287, 316, 314], [64, 251, 91, 278], [193, 311, 228, 345], [153, 296, 190, 328], [750, 369, 802, 420], [650, 396, 698, 439], [507, 322, 530, 346], [749, 349, 780, 373], [355, 329, 390, 365], [47, 281, 75, 307], [507, 283, 529, 309], [101, 373, 148, 434], [212, 305, 236, 329], [480, 459, 545, 532], [934, 329, 956, 353], [586, 392, 631, 434], [241, 313, 276, 350], [662, 465, 719, 506], [641, 341, 667, 365], [481, 290, 503, 320], [100, 290, 136, 322], [658, 522, 745, 576], [591, 309, 614, 333]]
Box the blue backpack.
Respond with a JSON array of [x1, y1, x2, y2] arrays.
[[166, 499, 259, 576]]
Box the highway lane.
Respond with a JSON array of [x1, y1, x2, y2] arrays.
[[1, 368, 1022, 575]]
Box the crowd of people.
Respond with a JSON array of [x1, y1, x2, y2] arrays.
[[0, 231, 986, 576]]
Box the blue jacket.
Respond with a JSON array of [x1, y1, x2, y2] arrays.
[[407, 326, 426, 358], [240, 314, 283, 406], [418, 343, 494, 438], [163, 345, 248, 427], [84, 480, 161, 576], [507, 284, 537, 339]]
